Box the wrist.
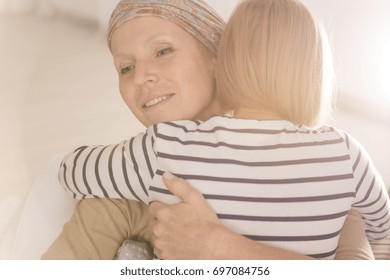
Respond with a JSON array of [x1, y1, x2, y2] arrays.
[[205, 223, 238, 259]]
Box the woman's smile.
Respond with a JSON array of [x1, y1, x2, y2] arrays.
[[143, 94, 174, 109]]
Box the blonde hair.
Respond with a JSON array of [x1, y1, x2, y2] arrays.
[[216, 0, 335, 126]]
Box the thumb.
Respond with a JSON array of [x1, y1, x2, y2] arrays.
[[162, 172, 201, 204]]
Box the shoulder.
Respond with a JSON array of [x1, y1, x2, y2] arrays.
[[327, 127, 365, 153], [317, 125, 373, 164], [147, 118, 217, 138], [308, 124, 352, 142]]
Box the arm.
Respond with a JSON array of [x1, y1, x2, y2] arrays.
[[335, 209, 374, 260], [149, 172, 374, 260], [344, 132, 390, 240], [58, 131, 156, 202]]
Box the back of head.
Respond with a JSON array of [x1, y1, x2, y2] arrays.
[[216, 0, 334, 126]]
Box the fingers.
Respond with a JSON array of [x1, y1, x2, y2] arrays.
[[149, 203, 169, 260], [149, 201, 167, 241], [149, 201, 165, 216], [149, 201, 173, 237]]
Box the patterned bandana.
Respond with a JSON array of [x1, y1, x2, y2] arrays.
[[107, 0, 225, 55]]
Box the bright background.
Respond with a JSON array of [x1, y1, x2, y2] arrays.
[[0, 0, 389, 244]]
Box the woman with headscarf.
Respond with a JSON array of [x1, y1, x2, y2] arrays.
[[43, 0, 375, 260]]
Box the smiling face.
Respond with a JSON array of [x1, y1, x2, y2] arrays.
[[110, 16, 223, 127]]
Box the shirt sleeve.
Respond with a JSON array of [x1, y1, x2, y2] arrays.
[[58, 128, 158, 204], [342, 131, 390, 241]]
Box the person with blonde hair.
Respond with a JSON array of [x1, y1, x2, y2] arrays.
[[150, 0, 390, 259], [216, 0, 334, 127], [48, 0, 386, 260]]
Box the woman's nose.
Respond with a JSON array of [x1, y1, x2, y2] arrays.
[[133, 61, 158, 88]]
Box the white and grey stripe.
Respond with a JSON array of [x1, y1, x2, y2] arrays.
[[58, 116, 390, 259]]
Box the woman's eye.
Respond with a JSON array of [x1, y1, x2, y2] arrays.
[[157, 47, 172, 57], [120, 65, 134, 75]]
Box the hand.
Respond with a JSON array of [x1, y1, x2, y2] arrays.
[[149, 173, 313, 260], [149, 172, 220, 259]]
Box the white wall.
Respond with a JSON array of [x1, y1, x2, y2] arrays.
[[51, 0, 99, 20], [302, 0, 390, 105], [300, 0, 390, 189], [0, 0, 240, 28]]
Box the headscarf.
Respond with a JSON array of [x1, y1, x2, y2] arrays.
[[107, 0, 225, 55]]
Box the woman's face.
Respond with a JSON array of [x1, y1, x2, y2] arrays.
[[111, 16, 221, 127]]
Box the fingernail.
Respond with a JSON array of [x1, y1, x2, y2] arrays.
[[163, 171, 175, 180]]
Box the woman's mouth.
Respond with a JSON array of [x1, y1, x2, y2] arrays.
[[143, 94, 173, 108]]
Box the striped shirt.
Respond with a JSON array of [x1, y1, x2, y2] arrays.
[[59, 116, 390, 259]]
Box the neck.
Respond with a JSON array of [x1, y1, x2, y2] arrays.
[[233, 107, 283, 121]]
